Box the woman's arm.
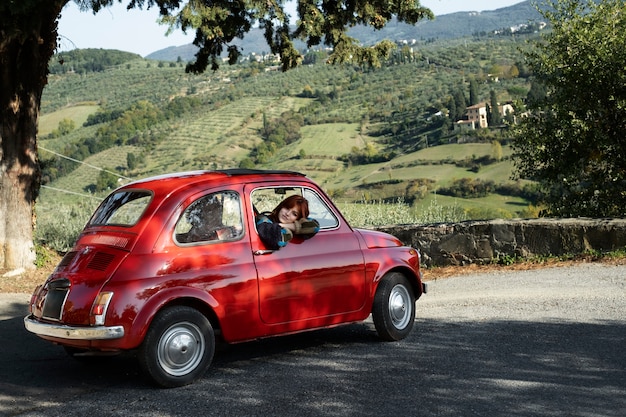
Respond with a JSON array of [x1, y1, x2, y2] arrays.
[[256, 215, 293, 250]]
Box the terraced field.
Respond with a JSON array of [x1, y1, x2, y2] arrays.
[[36, 44, 537, 234], [142, 96, 310, 174]]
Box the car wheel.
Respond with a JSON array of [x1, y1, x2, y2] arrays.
[[138, 306, 215, 388], [372, 272, 416, 341]]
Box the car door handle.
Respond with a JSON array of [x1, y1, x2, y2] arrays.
[[254, 250, 275, 256]]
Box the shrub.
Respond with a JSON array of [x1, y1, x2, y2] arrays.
[[35, 201, 99, 253], [438, 178, 496, 198]]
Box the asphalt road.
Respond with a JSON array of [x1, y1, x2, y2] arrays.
[[1, 263, 625, 417]]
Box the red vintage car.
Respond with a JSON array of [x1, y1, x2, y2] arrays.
[[25, 169, 425, 387]]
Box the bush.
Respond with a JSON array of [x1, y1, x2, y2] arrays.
[[35, 201, 98, 253], [438, 178, 496, 198]]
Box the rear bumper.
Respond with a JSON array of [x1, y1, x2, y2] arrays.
[[24, 315, 124, 340]]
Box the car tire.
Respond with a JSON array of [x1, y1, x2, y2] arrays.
[[138, 306, 215, 388], [372, 272, 416, 341]]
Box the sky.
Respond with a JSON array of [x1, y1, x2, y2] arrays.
[[57, 1, 524, 57]]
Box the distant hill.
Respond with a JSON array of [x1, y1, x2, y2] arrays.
[[146, 1, 541, 61]]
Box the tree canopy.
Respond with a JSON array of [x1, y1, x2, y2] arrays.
[[512, 0, 626, 217], [82, 0, 434, 72]]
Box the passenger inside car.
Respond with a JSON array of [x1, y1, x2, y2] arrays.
[[175, 191, 244, 244], [184, 195, 224, 242], [255, 195, 320, 250]]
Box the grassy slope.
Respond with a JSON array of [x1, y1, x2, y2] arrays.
[[38, 104, 98, 136], [39, 100, 526, 216], [37, 44, 535, 221]]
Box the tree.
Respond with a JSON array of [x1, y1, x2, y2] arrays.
[[127, 152, 137, 170], [448, 88, 466, 122], [507, 64, 519, 79], [526, 80, 548, 107], [491, 140, 503, 162], [453, 89, 467, 120], [469, 77, 479, 106], [93, 169, 119, 192], [0, 0, 433, 272], [489, 89, 501, 126], [512, 0, 626, 217]]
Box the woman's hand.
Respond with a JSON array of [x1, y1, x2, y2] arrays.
[[279, 222, 296, 231]]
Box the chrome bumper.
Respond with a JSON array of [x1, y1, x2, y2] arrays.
[[24, 315, 124, 340]]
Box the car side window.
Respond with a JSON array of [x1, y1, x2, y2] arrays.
[[303, 188, 339, 229], [174, 191, 243, 244], [250, 187, 338, 230]]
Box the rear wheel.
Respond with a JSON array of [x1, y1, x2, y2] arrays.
[[372, 272, 416, 341], [138, 306, 215, 388]]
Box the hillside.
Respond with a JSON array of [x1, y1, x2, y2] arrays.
[[146, 1, 541, 61], [37, 31, 541, 252]]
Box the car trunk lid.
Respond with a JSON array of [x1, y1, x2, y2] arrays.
[[30, 231, 136, 325]]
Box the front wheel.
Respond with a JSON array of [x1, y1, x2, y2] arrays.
[[138, 306, 215, 388], [372, 272, 416, 341]]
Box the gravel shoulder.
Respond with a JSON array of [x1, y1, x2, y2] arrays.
[[419, 262, 626, 322]]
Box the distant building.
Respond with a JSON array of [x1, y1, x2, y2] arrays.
[[460, 102, 516, 129], [455, 119, 478, 131], [466, 103, 489, 128], [500, 103, 514, 118]]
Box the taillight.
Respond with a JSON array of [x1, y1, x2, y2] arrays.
[[28, 285, 42, 313], [91, 292, 114, 325]]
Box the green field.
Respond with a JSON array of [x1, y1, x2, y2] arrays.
[[39, 104, 98, 136]]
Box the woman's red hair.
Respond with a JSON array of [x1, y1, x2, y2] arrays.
[[271, 195, 309, 221]]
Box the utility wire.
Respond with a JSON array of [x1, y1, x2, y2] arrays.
[[40, 185, 104, 200], [39, 145, 133, 181]]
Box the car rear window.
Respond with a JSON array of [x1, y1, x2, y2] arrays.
[[87, 190, 152, 227]]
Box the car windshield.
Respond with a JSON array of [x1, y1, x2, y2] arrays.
[[87, 190, 152, 227]]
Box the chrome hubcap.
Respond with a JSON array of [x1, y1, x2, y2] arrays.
[[157, 322, 205, 376], [388, 284, 411, 330]]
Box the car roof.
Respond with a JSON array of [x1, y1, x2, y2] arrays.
[[118, 169, 308, 195]]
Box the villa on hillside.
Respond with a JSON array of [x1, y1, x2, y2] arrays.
[[466, 103, 489, 128], [456, 102, 515, 130]]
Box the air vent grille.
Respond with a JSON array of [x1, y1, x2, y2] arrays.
[[87, 252, 116, 271]]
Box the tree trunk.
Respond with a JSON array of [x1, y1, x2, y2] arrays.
[[0, 1, 66, 271]]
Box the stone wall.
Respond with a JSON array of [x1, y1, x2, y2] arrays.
[[376, 218, 626, 267]]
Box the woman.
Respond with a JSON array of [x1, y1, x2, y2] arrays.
[[256, 195, 320, 250]]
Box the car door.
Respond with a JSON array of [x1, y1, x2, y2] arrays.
[[157, 188, 262, 342], [248, 184, 367, 327]]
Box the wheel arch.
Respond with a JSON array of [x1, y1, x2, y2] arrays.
[[379, 266, 423, 299], [125, 288, 222, 349], [158, 296, 221, 332]]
